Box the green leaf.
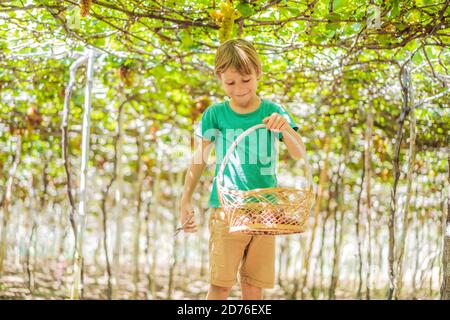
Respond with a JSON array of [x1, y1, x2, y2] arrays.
[[412, 51, 423, 63], [333, 0, 346, 12], [326, 22, 340, 31], [325, 30, 336, 38], [180, 29, 193, 48], [327, 13, 342, 22], [236, 3, 254, 18], [378, 34, 391, 45], [405, 9, 421, 23], [404, 38, 419, 51], [287, 7, 300, 16], [396, 23, 408, 31], [279, 7, 291, 19], [390, 0, 400, 18]]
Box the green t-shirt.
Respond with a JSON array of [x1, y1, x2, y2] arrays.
[[195, 98, 299, 208]]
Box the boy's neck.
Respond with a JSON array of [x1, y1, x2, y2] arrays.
[[229, 95, 261, 114]]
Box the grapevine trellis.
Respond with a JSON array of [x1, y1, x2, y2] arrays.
[[0, 0, 449, 300]]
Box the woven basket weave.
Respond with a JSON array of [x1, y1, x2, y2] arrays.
[[216, 124, 314, 235]]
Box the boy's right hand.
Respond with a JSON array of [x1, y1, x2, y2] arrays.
[[180, 201, 197, 233]]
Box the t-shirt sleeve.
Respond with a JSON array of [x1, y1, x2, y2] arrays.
[[194, 106, 219, 142], [274, 104, 299, 142]]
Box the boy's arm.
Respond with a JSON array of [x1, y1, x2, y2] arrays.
[[179, 138, 213, 233], [180, 138, 213, 205], [263, 113, 305, 161], [280, 125, 306, 161]]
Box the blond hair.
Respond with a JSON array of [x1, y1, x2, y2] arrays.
[[214, 39, 262, 80]]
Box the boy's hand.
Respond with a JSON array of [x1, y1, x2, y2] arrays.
[[262, 113, 289, 133], [179, 201, 197, 233]]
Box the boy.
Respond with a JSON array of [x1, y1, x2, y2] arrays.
[[179, 39, 306, 300]]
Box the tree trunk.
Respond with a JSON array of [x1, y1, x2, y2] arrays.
[[328, 196, 344, 300], [364, 106, 373, 300], [26, 174, 40, 294], [0, 135, 22, 276], [311, 212, 325, 299], [374, 217, 383, 291], [284, 236, 292, 292], [395, 62, 416, 300], [429, 209, 440, 297], [440, 153, 450, 299], [290, 234, 306, 299], [99, 99, 128, 299], [387, 65, 412, 300], [61, 55, 88, 261], [26, 211, 37, 294], [355, 150, 365, 300], [143, 183, 154, 299], [144, 152, 161, 298], [329, 133, 349, 300], [100, 181, 113, 298], [55, 204, 68, 287], [132, 134, 145, 298], [412, 204, 422, 298], [301, 137, 330, 299], [167, 171, 183, 299], [437, 181, 446, 295], [418, 216, 431, 294], [111, 93, 126, 300], [318, 184, 333, 296]]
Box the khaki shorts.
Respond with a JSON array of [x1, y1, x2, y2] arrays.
[[208, 207, 276, 289]]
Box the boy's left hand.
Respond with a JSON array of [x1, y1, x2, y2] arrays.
[[262, 113, 289, 133]]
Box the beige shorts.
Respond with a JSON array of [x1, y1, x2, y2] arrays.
[[208, 207, 276, 289]]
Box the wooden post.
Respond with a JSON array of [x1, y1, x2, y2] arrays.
[[70, 48, 96, 299]]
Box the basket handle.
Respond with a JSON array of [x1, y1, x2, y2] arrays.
[[217, 123, 313, 191]]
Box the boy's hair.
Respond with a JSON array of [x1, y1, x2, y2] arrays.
[[214, 39, 262, 80]]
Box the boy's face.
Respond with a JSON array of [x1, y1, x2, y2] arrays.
[[219, 67, 259, 105]]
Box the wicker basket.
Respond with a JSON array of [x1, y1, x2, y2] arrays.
[[216, 124, 314, 235]]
